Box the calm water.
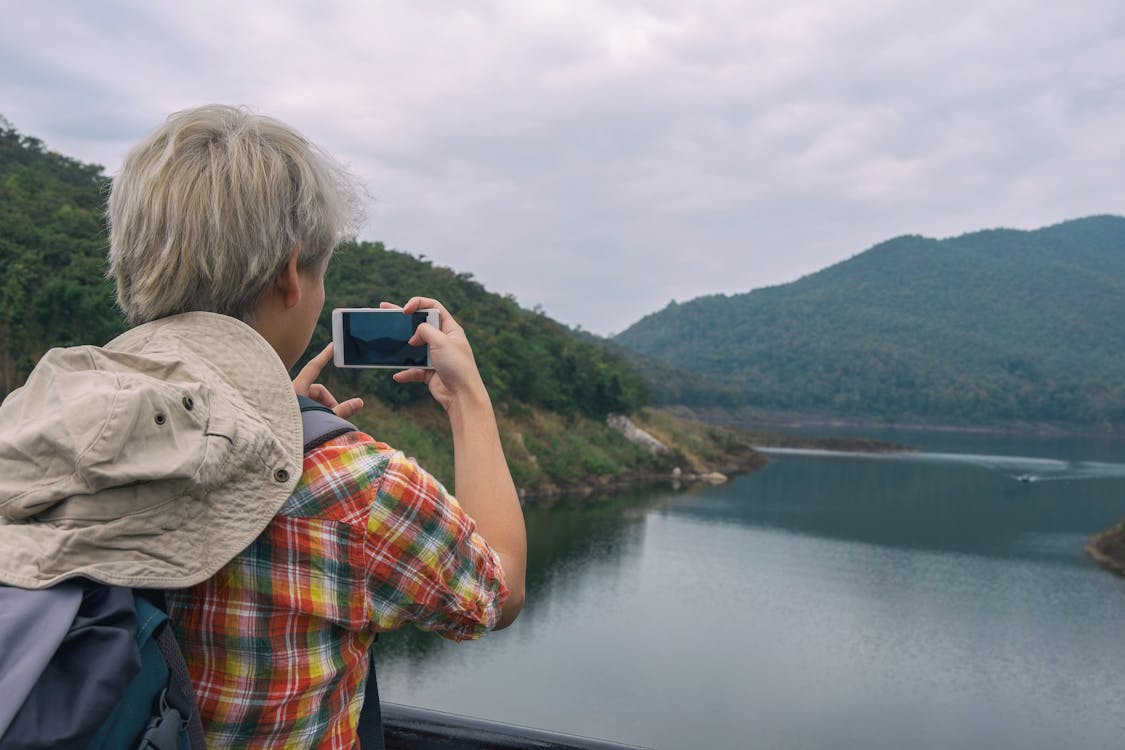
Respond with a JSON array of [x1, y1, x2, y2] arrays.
[[377, 431, 1125, 750]]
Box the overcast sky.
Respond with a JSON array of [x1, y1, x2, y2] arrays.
[[3, 0, 1123, 334]]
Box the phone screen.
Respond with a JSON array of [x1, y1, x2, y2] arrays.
[[339, 311, 430, 367]]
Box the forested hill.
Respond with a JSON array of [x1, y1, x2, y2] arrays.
[[312, 243, 649, 420], [0, 121, 123, 393], [0, 119, 647, 420], [615, 216, 1125, 429]]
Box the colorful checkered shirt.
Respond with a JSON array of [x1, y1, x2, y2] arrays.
[[166, 431, 508, 749]]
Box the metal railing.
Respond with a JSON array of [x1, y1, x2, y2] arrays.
[[382, 702, 652, 750]]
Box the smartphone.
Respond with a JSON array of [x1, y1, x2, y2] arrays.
[[331, 308, 440, 369]]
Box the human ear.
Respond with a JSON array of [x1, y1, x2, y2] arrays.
[[276, 247, 302, 309]]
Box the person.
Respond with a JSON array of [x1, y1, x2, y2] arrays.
[[0, 104, 526, 749]]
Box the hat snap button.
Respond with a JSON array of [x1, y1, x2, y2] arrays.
[[273, 468, 290, 483]]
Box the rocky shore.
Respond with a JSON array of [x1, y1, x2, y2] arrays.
[[516, 465, 754, 502], [515, 409, 906, 503], [519, 412, 767, 501], [1086, 523, 1125, 578]]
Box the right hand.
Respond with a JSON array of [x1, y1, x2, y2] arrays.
[[383, 298, 489, 413]]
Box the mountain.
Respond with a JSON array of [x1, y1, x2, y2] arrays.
[[615, 216, 1125, 429]]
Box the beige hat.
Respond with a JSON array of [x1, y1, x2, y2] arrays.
[[0, 312, 302, 589]]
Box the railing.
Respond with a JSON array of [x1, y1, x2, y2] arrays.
[[382, 702, 652, 750]]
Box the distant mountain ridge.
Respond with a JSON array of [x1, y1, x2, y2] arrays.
[[615, 216, 1125, 429]]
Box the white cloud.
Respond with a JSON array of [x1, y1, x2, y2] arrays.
[[2, 0, 1123, 334]]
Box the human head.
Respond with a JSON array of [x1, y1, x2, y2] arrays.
[[108, 104, 362, 326]]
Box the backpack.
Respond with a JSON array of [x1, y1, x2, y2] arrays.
[[0, 583, 203, 750], [0, 396, 383, 750]]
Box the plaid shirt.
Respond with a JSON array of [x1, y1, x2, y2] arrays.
[[167, 431, 508, 749]]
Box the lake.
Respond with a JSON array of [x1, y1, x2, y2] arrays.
[[376, 429, 1125, 750]]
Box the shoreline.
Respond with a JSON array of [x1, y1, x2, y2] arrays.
[[517, 411, 908, 503], [1086, 523, 1125, 578], [517, 474, 715, 503], [518, 452, 768, 503], [743, 434, 910, 454], [681, 406, 1125, 439]]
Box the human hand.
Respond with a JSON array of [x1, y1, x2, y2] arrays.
[[292, 343, 364, 419], [382, 298, 489, 414]]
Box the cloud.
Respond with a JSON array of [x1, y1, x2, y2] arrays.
[[3, 0, 1123, 334]]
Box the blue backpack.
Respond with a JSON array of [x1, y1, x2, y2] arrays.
[[0, 397, 383, 750], [0, 583, 204, 750]]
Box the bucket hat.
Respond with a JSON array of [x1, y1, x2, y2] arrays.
[[0, 312, 303, 588]]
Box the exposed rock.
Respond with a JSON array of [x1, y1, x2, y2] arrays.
[[607, 414, 670, 456]]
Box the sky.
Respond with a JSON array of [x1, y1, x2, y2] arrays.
[[3, 0, 1123, 335]]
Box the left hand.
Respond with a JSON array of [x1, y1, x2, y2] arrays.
[[292, 343, 364, 419]]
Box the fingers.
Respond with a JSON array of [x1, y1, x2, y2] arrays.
[[333, 397, 364, 420], [400, 297, 440, 314], [303, 386, 363, 417], [400, 297, 460, 334], [293, 343, 335, 392], [308, 383, 339, 408], [392, 368, 431, 384], [407, 321, 442, 348], [306, 383, 364, 418], [293, 344, 365, 419]]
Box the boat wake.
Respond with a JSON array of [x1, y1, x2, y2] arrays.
[[753, 447, 1125, 482]]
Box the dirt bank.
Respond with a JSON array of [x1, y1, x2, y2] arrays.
[[1086, 523, 1125, 578]]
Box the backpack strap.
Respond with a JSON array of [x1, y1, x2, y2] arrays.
[[297, 395, 357, 452], [132, 593, 207, 750], [296, 395, 383, 750]]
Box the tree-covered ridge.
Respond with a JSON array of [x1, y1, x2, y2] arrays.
[[0, 120, 125, 392], [310, 240, 649, 420], [616, 216, 1125, 429], [0, 119, 648, 422]]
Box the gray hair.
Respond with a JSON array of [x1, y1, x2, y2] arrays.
[[108, 104, 362, 325]]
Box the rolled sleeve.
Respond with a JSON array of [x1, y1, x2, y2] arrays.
[[364, 452, 509, 641]]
